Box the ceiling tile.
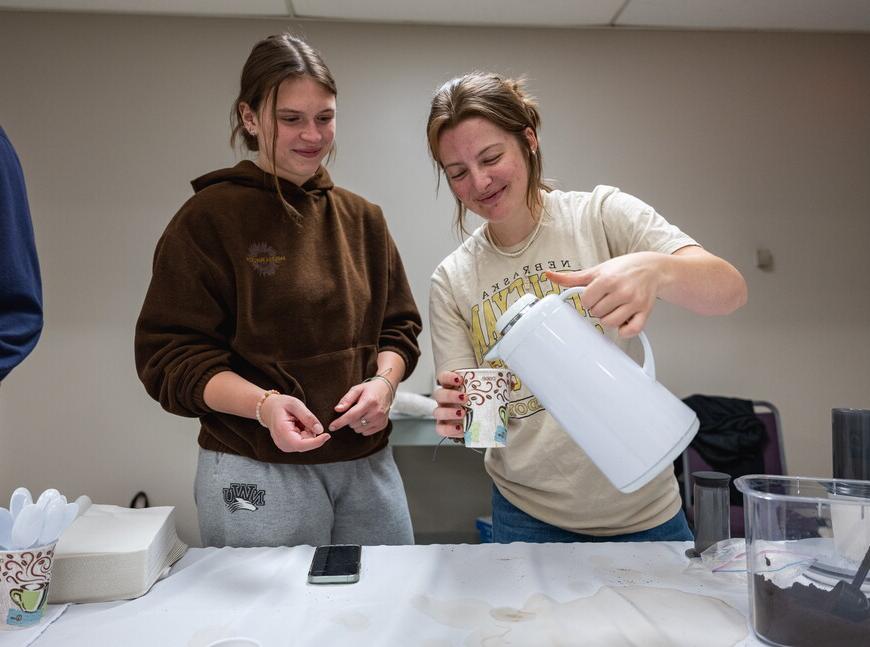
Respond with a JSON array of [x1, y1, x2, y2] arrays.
[[290, 0, 626, 27], [618, 0, 870, 33], [2, 0, 869, 32], [0, 0, 290, 16]]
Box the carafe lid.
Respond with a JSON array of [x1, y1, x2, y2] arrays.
[[833, 408, 870, 433], [693, 471, 731, 488], [494, 294, 539, 337]]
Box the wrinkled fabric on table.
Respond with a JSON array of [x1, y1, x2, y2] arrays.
[[20, 541, 762, 646]]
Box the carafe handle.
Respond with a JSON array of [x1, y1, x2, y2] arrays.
[[559, 287, 656, 380]]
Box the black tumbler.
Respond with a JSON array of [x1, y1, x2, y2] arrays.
[[832, 408, 870, 481], [689, 471, 731, 557]]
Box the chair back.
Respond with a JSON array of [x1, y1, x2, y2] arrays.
[[753, 400, 786, 475], [681, 400, 784, 538]]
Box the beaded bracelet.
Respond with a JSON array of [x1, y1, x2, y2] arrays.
[[255, 389, 280, 427], [364, 375, 395, 404]]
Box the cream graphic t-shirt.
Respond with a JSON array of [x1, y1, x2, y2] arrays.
[[429, 186, 698, 535]]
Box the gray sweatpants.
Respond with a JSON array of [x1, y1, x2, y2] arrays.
[[194, 445, 414, 548]]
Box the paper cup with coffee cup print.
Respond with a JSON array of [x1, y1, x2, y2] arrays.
[[456, 368, 512, 448], [0, 543, 56, 630]]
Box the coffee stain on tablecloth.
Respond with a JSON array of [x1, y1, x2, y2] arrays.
[[412, 586, 747, 646]]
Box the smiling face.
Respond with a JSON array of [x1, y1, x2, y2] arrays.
[[240, 75, 336, 186], [437, 117, 537, 226]]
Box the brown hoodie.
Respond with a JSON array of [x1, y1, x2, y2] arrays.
[[135, 161, 421, 464]]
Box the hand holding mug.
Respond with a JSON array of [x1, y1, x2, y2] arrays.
[[433, 371, 467, 440]]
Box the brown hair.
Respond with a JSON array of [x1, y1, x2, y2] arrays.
[[426, 72, 551, 236], [230, 34, 337, 220]]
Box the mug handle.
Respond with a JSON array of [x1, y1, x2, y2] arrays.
[[559, 286, 656, 381]]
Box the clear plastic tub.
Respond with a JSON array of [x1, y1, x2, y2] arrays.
[[735, 475, 870, 647]]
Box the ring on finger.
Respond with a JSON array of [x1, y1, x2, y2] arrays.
[[360, 418, 369, 427]]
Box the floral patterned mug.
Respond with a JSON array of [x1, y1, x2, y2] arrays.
[[456, 368, 512, 448], [1, 543, 55, 630]]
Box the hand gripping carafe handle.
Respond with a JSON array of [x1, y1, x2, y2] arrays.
[[559, 286, 656, 380]]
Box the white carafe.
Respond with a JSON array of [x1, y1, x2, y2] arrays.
[[484, 287, 699, 493]]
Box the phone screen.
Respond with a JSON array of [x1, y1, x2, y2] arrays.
[[308, 544, 362, 584]]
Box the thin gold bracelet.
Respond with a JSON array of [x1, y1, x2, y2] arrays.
[[255, 389, 280, 427], [364, 375, 395, 404]]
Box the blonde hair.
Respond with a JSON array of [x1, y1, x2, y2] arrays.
[[426, 72, 551, 236]]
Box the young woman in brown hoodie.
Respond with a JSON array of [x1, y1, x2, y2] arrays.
[[135, 34, 421, 548]]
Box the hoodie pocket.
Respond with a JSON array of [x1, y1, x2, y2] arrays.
[[276, 345, 378, 430]]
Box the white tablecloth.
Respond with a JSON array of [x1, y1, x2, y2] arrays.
[[4, 542, 763, 646]]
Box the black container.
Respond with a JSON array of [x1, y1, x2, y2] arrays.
[[832, 408, 870, 481], [691, 470, 731, 555]]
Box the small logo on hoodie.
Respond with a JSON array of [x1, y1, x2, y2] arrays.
[[246, 242, 286, 276], [223, 482, 266, 513]]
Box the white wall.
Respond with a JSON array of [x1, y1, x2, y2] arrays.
[[1, 11, 868, 545]]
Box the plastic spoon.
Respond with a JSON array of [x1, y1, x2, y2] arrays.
[[830, 542, 870, 621], [9, 487, 32, 520], [35, 488, 61, 510], [10, 503, 43, 550], [0, 507, 12, 549], [36, 497, 66, 546], [73, 495, 91, 519], [60, 502, 80, 531]]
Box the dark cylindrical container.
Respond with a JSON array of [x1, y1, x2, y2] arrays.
[[832, 408, 870, 481], [692, 471, 731, 554]]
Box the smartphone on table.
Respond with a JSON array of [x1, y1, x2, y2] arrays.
[[307, 544, 362, 584]]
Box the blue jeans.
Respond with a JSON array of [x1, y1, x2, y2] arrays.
[[491, 485, 693, 543]]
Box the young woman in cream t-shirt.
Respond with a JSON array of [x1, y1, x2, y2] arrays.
[[426, 72, 747, 543]]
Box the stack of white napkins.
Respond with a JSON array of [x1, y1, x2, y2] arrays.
[[48, 501, 187, 603]]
